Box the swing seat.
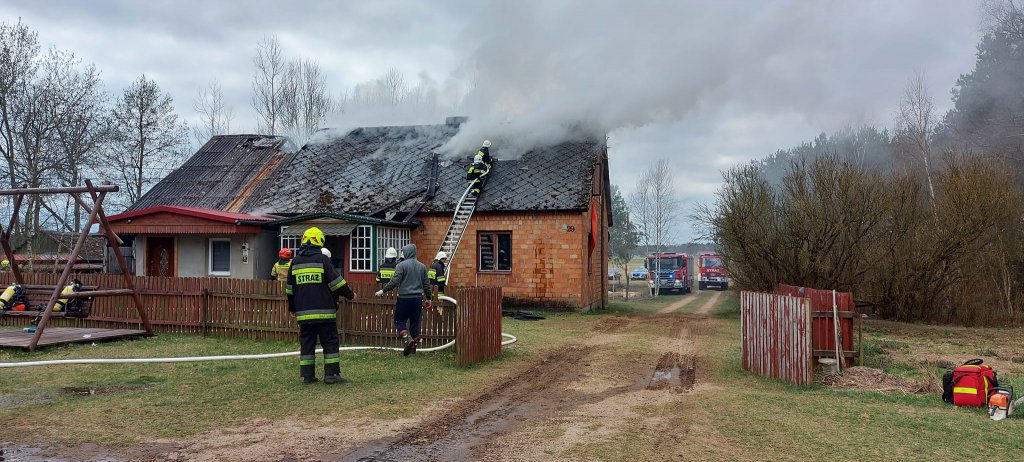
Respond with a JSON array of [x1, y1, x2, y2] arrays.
[[3, 284, 97, 319]]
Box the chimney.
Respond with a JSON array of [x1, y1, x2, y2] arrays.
[[445, 116, 468, 127]]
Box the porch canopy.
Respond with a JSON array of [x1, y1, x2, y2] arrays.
[[107, 206, 271, 234]]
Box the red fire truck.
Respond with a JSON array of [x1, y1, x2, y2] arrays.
[[646, 252, 692, 294], [697, 252, 728, 290]]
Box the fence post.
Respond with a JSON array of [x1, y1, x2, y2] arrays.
[[200, 288, 209, 337]]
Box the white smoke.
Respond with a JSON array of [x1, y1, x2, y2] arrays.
[[311, 1, 979, 160]]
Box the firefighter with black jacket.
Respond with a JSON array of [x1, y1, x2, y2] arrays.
[[287, 227, 355, 384], [376, 247, 399, 288], [466, 140, 493, 196], [428, 251, 448, 296]]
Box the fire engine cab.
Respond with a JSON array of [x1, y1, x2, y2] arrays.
[[646, 252, 692, 294], [698, 252, 728, 290]]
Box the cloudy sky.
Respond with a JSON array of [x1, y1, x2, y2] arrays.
[[0, 0, 983, 241]]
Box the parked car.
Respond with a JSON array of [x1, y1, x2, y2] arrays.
[[630, 267, 648, 280], [608, 268, 623, 281]]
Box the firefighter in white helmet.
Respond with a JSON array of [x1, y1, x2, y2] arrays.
[[376, 247, 399, 288], [429, 251, 448, 296], [465, 140, 493, 197]]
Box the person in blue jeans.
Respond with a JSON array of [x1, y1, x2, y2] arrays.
[[375, 243, 432, 356]]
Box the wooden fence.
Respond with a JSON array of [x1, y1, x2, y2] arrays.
[[740, 291, 814, 386], [0, 273, 504, 365]]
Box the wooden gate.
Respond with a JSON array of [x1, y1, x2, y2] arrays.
[[741, 291, 813, 386]]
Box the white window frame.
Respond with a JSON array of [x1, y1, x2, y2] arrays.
[[280, 235, 301, 254], [208, 238, 232, 277], [350, 225, 373, 272], [376, 227, 411, 267]]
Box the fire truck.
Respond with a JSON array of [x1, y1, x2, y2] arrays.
[[697, 252, 728, 290], [646, 252, 692, 294]]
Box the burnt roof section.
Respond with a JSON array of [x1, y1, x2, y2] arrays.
[[128, 134, 287, 212], [240, 124, 605, 215]]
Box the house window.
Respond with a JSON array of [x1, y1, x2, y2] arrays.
[[478, 231, 512, 272], [350, 225, 373, 272], [280, 235, 301, 254], [376, 227, 411, 266], [208, 238, 231, 276]]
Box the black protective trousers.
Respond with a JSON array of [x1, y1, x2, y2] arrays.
[[298, 321, 341, 379]]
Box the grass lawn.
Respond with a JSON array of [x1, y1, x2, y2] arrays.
[[0, 313, 598, 446]]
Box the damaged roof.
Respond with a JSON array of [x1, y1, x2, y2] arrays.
[[239, 124, 606, 215], [128, 134, 289, 212]]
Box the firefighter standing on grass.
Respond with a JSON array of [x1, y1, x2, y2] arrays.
[[287, 227, 356, 384], [428, 251, 448, 296], [271, 248, 292, 283], [374, 244, 431, 356]]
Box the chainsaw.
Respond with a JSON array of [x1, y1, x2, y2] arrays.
[[988, 386, 1024, 421]]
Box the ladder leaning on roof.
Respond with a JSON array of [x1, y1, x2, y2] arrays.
[[436, 169, 489, 281]]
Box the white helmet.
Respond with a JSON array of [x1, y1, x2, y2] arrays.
[[482, 140, 491, 148], [321, 247, 332, 258], [385, 247, 398, 259], [435, 251, 448, 261]]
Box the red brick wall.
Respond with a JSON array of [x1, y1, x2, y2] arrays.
[[413, 210, 604, 310]]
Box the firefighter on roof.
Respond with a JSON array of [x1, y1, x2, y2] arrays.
[[271, 248, 292, 283], [376, 247, 399, 287], [287, 227, 356, 384], [466, 140, 493, 196], [428, 251, 448, 296]]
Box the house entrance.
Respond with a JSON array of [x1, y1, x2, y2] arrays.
[[146, 236, 176, 277]]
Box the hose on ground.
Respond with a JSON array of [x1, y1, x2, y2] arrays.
[[0, 295, 517, 368]]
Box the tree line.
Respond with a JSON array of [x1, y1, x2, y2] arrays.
[[0, 20, 446, 255], [697, 1, 1024, 325]]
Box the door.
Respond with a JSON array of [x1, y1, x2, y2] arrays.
[[146, 236, 176, 277]]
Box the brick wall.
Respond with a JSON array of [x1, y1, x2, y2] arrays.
[[413, 210, 604, 310]]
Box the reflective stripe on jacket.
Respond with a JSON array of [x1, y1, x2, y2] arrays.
[[286, 245, 354, 323]]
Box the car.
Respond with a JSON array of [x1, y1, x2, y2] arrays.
[[630, 267, 648, 280], [607, 268, 623, 281]]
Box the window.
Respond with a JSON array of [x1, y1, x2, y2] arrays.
[[376, 227, 411, 266], [208, 238, 231, 276], [350, 225, 373, 271], [478, 232, 511, 272], [280, 235, 301, 254]]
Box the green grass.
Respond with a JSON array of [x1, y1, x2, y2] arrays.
[[0, 314, 599, 446]]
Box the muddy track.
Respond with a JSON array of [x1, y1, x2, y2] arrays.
[[339, 345, 631, 461], [340, 314, 709, 461]]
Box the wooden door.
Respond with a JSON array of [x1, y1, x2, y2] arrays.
[[146, 236, 176, 277]]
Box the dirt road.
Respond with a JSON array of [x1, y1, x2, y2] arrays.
[[337, 311, 712, 461]]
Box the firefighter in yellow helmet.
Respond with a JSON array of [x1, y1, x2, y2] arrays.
[[286, 227, 355, 384]]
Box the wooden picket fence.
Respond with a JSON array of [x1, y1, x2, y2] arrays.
[[0, 273, 504, 365], [740, 291, 814, 386]]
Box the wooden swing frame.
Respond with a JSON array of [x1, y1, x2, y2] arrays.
[[0, 180, 153, 351]]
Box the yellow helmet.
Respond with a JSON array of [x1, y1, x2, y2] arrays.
[[301, 227, 325, 246], [0, 259, 8, 267]]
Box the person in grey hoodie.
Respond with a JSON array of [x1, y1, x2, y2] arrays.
[[375, 244, 432, 355]]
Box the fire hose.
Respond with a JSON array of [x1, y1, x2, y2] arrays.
[[0, 295, 517, 368]]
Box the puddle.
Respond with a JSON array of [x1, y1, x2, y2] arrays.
[[0, 392, 51, 410], [647, 353, 696, 391], [61, 384, 152, 397]]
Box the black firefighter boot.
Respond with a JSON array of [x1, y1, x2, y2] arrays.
[[323, 361, 349, 384]]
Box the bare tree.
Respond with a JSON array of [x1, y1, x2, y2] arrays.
[[252, 35, 285, 135], [192, 78, 234, 146], [630, 159, 683, 296], [105, 75, 188, 210], [0, 19, 40, 191], [382, 67, 407, 106], [895, 72, 937, 207], [279, 58, 334, 141]]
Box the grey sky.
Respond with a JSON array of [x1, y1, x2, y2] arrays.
[[0, 1, 982, 241]]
